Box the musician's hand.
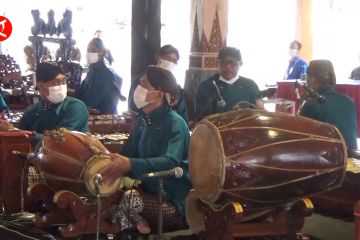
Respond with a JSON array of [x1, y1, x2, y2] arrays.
[[0, 119, 14, 132], [100, 153, 131, 185]]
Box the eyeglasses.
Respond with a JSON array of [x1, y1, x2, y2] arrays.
[[218, 59, 240, 68]]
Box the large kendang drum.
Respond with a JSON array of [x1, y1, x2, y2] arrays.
[[189, 109, 347, 210], [32, 129, 122, 197]]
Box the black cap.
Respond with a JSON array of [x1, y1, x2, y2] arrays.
[[146, 66, 178, 96], [36, 61, 64, 82], [218, 47, 242, 64]]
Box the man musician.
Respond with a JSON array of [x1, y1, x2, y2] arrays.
[[194, 46, 264, 121]]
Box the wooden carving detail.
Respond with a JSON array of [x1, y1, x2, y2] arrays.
[[191, 13, 201, 53], [189, 56, 202, 68], [208, 11, 223, 53], [190, 9, 223, 69], [204, 56, 218, 69], [199, 30, 209, 52]]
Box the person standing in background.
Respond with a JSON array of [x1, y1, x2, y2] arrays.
[[93, 30, 126, 101], [284, 40, 308, 80], [76, 38, 122, 114]]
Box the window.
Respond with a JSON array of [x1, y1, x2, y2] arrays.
[[227, 0, 297, 88], [312, 0, 360, 81], [161, 0, 191, 88]]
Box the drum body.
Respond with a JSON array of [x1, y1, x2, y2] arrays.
[[189, 109, 347, 209], [33, 129, 122, 197], [0, 132, 31, 214]]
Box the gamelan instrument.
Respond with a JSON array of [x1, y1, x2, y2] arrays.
[[0, 131, 31, 214], [189, 108, 346, 208], [32, 128, 122, 197]]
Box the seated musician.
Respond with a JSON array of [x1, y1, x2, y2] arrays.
[[100, 65, 191, 234], [300, 59, 358, 150], [194, 46, 264, 121], [128, 44, 188, 123], [0, 61, 89, 148], [76, 38, 122, 114]]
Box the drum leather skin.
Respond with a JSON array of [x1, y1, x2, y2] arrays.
[[189, 109, 347, 210], [33, 129, 121, 197]]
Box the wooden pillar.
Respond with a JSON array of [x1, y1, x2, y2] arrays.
[[131, 0, 161, 78], [296, 0, 313, 62], [184, 0, 228, 122]]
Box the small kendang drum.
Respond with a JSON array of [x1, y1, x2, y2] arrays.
[[189, 109, 347, 210], [33, 129, 122, 197]]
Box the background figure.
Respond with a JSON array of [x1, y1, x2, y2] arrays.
[[94, 30, 114, 65], [128, 44, 188, 123], [349, 53, 360, 80], [76, 38, 121, 114], [55, 45, 81, 62], [100, 66, 190, 234], [57, 9, 73, 38], [300, 59, 357, 150], [93, 30, 126, 102], [30, 9, 46, 36], [350, 66, 360, 80], [194, 46, 263, 121], [24, 44, 51, 71], [46, 9, 57, 36], [284, 40, 308, 80]]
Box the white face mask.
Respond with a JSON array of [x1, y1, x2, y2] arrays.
[[133, 85, 149, 109], [289, 48, 298, 58], [86, 52, 99, 64], [47, 84, 67, 104], [158, 59, 176, 73]]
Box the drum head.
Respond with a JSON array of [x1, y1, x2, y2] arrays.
[[185, 189, 205, 233], [189, 122, 225, 203], [84, 155, 122, 196]]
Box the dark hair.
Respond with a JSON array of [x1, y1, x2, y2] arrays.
[[307, 60, 336, 86], [88, 38, 106, 52], [146, 66, 177, 96], [36, 61, 64, 82], [290, 40, 302, 50], [218, 47, 242, 65], [157, 45, 180, 61]]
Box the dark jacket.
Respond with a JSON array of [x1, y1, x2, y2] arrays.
[[121, 104, 191, 215], [300, 85, 358, 150], [19, 96, 89, 148], [77, 60, 120, 114]]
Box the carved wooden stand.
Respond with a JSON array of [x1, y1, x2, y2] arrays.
[[197, 198, 314, 240], [28, 183, 122, 238]]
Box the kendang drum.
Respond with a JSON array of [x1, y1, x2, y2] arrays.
[[33, 128, 122, 197], [189, 109, 347, 210]]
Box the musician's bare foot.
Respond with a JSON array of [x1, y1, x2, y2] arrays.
[[136, 220, 151, 234]]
